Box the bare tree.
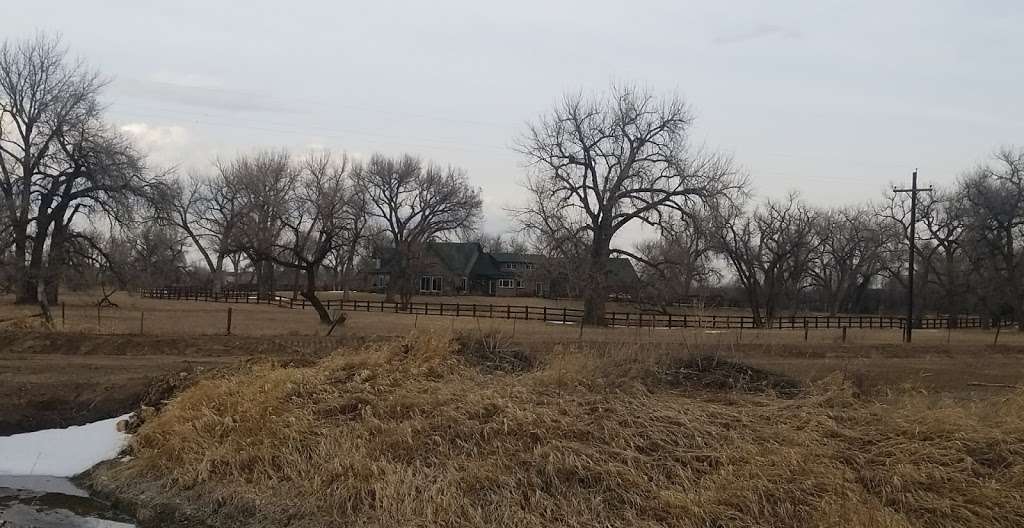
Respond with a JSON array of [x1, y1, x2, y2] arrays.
[[806, 206, 889, 314], [227, 150, 296, 300], [958, 147, 1024, 326], [515, 84, 744, 324], [0, 33, 103, 306], [148, 172, 225, 289], [0, 34, 153, 320], [634, 213, 719, 312], [268, 151, 353, 324], [713, 193, 818, 327], [323, 184, 369, 298], [353, 153, 482, 305], [918, 189, 970, 319]]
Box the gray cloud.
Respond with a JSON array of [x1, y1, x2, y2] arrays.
[[6, 0, 1020, 236], [112, 76, 298, 114], [713, 24, 803, 45]]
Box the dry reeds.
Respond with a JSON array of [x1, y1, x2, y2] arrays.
[[87, 331, 1024, 527]]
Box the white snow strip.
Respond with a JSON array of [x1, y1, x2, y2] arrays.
[[0, 414, 131, 477]]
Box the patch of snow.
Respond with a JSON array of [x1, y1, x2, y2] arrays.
[[0, 414, 131, 477]]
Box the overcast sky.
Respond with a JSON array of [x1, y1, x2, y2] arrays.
[[6, 0, 1022, 237]]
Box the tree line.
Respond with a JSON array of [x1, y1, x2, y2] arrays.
[[2, 34, 1022, 328], [510, 85, 1024, 327]]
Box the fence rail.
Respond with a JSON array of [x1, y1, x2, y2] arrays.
[[139, 288, 994, 330]]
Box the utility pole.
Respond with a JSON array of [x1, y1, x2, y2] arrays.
[[893, 169, 932, 343]]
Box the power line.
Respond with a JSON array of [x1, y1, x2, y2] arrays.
[[109, 104, 517, 157], [893, 169, 933, 343], [113, 78, 515, 129]]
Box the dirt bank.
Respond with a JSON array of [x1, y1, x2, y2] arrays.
[[3, 329, 1023, 435], [0, 331, 353, 435]]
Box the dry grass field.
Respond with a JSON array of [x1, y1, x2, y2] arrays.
[[84, 332, 1024, 527], [0, 291, 1016, 347], [2, 291, 1023, 424], [3, 293, 1023, 525]]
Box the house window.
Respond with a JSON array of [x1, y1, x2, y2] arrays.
[[498, 278, 515, 289], [516, 279, 524, 289], [373, 274, 389, 287], [525, 263, 535, 270], [420, 276, 442, 292], [502, 262, 518, 270]]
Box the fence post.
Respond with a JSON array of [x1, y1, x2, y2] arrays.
[[804, 321, 808, 341], [842, 327, 847, 343], [226, 307, 233, 336], [562, 308, 567, 324], [61, 302, 66, 331], [543, 306, 547, 322]]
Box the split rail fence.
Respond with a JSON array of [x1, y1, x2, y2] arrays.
[[139, 288, 991, 330]]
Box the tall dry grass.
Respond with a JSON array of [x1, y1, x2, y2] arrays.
[[88, 332, 1024, 527]]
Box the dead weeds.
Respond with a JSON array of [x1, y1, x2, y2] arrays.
[[86, 331, 1024, 528]]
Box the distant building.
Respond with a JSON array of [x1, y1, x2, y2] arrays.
[[365, 242, 639, 298]]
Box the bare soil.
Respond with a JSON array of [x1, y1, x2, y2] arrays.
[[0, 331, 355, 435]]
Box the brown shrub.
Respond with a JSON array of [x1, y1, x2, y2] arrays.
[[655, 354, 801, 396]]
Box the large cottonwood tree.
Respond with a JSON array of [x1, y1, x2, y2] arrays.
[[0, 34, 151, 316], [516, 84, 744, 324]]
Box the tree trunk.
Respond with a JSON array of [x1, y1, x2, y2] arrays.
[[582, 240, 610, 326], [300, 267, 332, 324], [13, 240, 34, 304], [749, 294, 764, 328], [37, 275, 53, 325], [213, 253, 226, 293], [256, 260, 276, 300]]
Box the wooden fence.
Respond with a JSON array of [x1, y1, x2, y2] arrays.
[[139, 288, 993, 330]]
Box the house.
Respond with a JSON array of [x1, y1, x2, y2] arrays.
[[367, 242, 497, 296], [365, 242, 640, 298], [490, 252, 547, 297]]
